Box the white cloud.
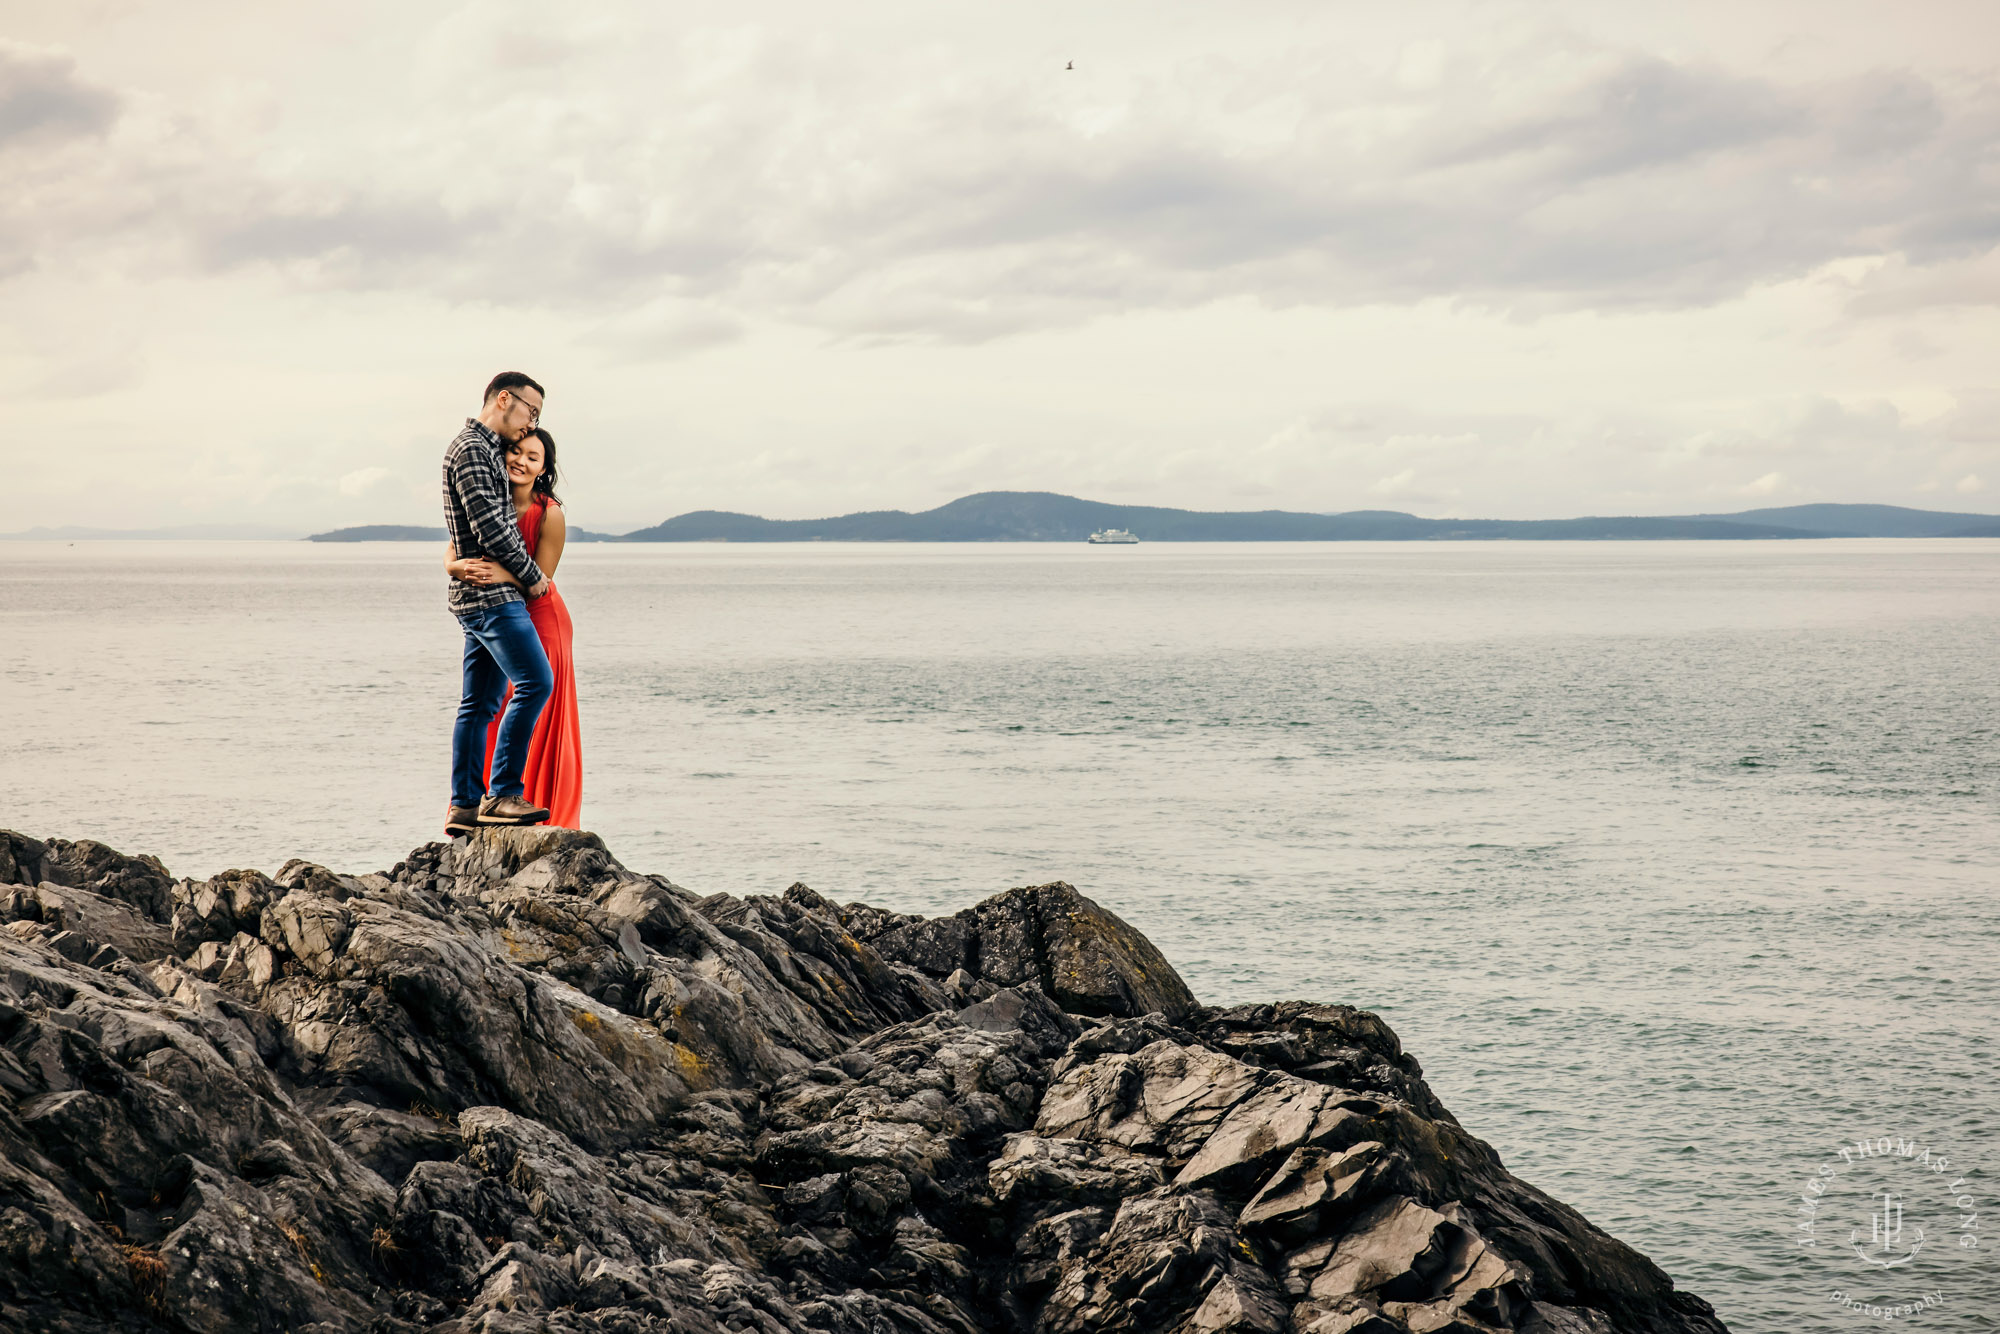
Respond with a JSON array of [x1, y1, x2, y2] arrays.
[[577, 301, 745, 361], [31, 343, 141, 399], [2, 1, 1998, 529], [12, 15, 2000, 338], [1957, 473, 1984, 494], [0, 43, 117, 148], [338, 466, 395, 497]]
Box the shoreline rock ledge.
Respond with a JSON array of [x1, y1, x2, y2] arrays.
[[0, 828, 1728, 1334]]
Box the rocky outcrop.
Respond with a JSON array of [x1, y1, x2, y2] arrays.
[[0, 827, 1727, 1334], [837, 880, 1198, 1023]]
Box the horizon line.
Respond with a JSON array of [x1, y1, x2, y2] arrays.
[[7, 492, 2000, 541]]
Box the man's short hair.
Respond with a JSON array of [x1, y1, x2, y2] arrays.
[[483, 371, 545, 405]]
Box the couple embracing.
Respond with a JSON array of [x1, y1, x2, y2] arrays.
[[441, 371, 583, 837]]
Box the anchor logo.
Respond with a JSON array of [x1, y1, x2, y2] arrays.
[[1850, 1189, 1925, 1269]]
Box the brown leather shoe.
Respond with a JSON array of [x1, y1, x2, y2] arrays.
[[477, 793, 550, 826], [445, 806, 479, 838]]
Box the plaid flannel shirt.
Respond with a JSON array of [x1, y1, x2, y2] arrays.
[[442, 418, 544, 614]]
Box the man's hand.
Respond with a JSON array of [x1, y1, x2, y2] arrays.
[[455, 558, 508, 585], [528, 577, 552, 600]]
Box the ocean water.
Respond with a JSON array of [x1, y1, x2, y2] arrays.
[[5, 539, 1997, 1331]]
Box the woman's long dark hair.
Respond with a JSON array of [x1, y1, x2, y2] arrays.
[[513, 427, 561, 505]]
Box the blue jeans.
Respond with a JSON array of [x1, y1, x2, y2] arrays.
[[451, 601, 554, 808]]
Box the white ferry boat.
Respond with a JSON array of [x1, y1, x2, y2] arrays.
[[1087, 528, 1139, 544]]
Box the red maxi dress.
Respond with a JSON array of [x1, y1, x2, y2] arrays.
[[481, 495, 583, 827]]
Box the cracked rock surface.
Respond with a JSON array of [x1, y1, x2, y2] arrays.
[[0, 827, 1727, 1333]]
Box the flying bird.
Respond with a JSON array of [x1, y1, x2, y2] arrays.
[[1065, 61, 1073, 70]]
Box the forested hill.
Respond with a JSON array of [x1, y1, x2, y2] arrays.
[[617, 492, 1994, 541], [299, 494, 2000, 542]]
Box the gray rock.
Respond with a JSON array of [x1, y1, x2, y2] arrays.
[[1, 833, 175, 923], [261, 889, 353, 974], [942, 968, 998, 1008], [852, 882, 1199, 1021], [1194, 1002, 1450, 1123], [1035, 1190, 1286, 1334], [1518, 1303, 1617, 1334], [3, 880, 173, 964], [955, 984, 1082, 1055], [0, 828, 1729, 1334], [318, 1102, 461, 1188], [989, 1135, 1166, 1211], [170, 868, 281, 954], [1239, 1141, 1391, 1240], [468, 1239, 576, 1314]]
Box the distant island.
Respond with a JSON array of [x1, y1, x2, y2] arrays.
[[306, 524, 447, 542], [304, 524, 622, 543], [300, 493, 2000, 542]]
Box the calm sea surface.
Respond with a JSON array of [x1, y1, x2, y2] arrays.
[[5, 540, 1998, 1330]]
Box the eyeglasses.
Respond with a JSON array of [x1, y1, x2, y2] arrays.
[[504, 390, 543, 425]]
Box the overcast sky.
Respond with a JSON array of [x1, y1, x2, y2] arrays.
[[4, 0, 1997, 531]]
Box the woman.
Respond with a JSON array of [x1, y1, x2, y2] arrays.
[[445, 427, 582, 827]]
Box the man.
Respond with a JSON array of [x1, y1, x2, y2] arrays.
[[442, 372, 556, 836]]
